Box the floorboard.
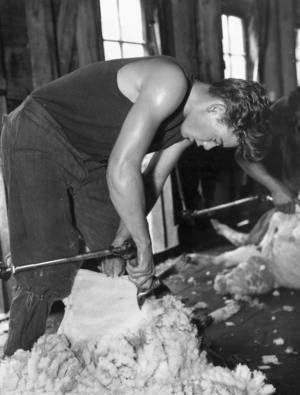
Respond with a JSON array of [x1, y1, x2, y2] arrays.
[[163, 245, 300, 395]]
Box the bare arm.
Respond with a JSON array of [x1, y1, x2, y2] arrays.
[[106, 62, 189, 287], [236, 157, 298, 213], [111, 142, 191, 243], [101, 141, 190, 279]]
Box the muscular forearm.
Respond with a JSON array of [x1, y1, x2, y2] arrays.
[[111, 173, 168, 247], [107, 164, 156, 289], [236, 158, 283, 193], [107, 164, 151, 249], [236, 157, 298, 213]]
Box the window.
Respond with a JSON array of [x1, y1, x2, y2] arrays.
[[221, 15, 246, 79], [99, 0, 146, 60], [295, 29, 300, 85]]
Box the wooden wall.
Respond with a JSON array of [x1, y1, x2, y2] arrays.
[[2, 0, 300, 114], [0, 0, 104, 115], [0, 0, 31, 111]]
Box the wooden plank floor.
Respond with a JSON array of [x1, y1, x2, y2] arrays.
[[162, 246, 300, 395]]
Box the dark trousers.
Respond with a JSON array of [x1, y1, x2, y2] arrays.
[[1, 97, 119, 356]]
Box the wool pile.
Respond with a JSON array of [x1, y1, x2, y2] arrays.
[[0, 270, 275, 395], [214, 256, 275, 296], [260, 211, 300, 289], [211, 211, 300, 296]]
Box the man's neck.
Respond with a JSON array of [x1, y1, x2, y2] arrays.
[[183, 81, 211, 116]]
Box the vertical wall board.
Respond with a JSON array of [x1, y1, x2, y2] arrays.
[[25, 0, 59, 89], [0, 29, 7, 121], [247, 10, 260, 81], [262, 1, 283, 100], [0, 174, 10, 262], [147, 197, 166, 254], [3, 47, 32, 103], [169, 0, 198, 74], [57, 0, 79, 76], [221, 0, 254, 15], [76, 0, 102, 67], [0, 13, 13, 314], [157, 0, 198, 75], [0, 167, 15, 314], [0, 0, 32, 105], [93, 0, 105, 62], [157, 0, 175, 55], [142, 0, 162, 56], [0, 0, 28, 46], [296, 0, 300, 26], [148, 176, 179, 253], [277, 0, 297, 96], [195, 0, 223, 82], [0, 98, 6, 127]]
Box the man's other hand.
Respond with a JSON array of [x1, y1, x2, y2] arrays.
[[98, 257, 126, 277], [271, 184, 300, 214]]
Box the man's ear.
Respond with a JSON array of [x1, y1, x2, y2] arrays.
[[206, 103, 226, 115]]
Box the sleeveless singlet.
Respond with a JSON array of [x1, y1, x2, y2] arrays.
[[31, 56, 193, 163]]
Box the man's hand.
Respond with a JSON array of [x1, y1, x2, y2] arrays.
[[271, 183, 300, 214], [126, 245, 155, 289], [98, 257, 126, 278], [236, 158, 300, 214]]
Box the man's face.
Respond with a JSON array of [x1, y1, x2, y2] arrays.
[[181, 107, 239, 150]]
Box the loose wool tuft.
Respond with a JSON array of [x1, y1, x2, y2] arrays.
[[0, 270, 275, 394]]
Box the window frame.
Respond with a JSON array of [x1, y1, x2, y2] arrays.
[[221, 0, 252, 80], [99, 0, 148, 60], [221, 13, 248, 80]]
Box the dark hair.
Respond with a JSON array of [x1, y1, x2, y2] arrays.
[[209, 78, 272, 162]]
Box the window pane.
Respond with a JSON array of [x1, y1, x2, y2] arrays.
[[100, 0, 120, 40], [222, 15, 229, 53], [103, 41, 122, 60], [119, 0, 144, 42], [231, 55, 246, 79], [223, 54, 231, 78], [228, 16, 245, 54], [122, 43, 145, 58], [296, 29, 300, 60]]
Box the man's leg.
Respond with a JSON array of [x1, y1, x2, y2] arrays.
[[72, 164, 119, 251], [3, 151, 80, 356]]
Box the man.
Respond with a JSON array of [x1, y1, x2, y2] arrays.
[[1, 55, 271, 356], [236, 87, 300, 215], [211, 87, 300, 246]]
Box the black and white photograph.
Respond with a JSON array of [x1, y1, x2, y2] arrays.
[[0, 1, 299, 394]]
